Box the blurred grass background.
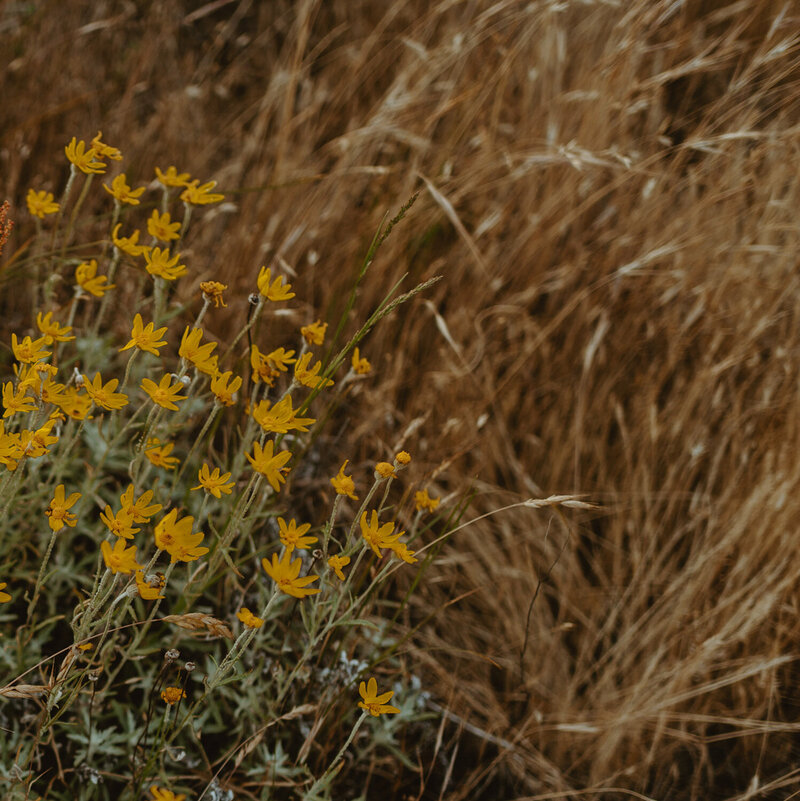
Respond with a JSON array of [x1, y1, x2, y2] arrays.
[[3, 1, 800, 798]]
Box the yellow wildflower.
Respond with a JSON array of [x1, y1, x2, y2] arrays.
[[160, 687, 186, 705], [191, 464, 234, 499], [145, 438, 180, 470], [103, 173, 146, 205], [36, 311, 75, 344], [331, 460, 358, 500], [39, 376, 65, 407], [2, 382, 37, 418], [414, 489, 439, 513], [11, 333, 50, 364], [250, 344, 279, 386], [246, 440, 291, 492], [266, 347, 296, 372], [262, 550, 320, 599], [101, 538, 141, 575], [358, 677, 400, 717], [45, 484, 81, 532], [155, 509, 208, 563], [58, 388, 92, 420], [257, 266, 295, 301], [301, 319, 327, 346], [278, 517, 317, 552], [21, 416, 60, 457], [135, 570, 165, 600], [252, 395, 315, 434], [375, 461, 396, 479], [0, 421, 23, 471], [82, 372, 129, 411], [395, 451, 411, 465], [141, 374, 188, 411], [327, 553, 350, 581], [390, 542, 418, 564], [26, 189, 59, 218], [91, 131, 122, 161], [150, 787, 186, 801], [179, 326, 218, 375], [180, 179, 224, 205], [351, 347, 371, 375], [155, 166, 191, 188], [120, 485, 163, 523], [65, 137, 106, 174], [294, 352, 334, 390], [210, 371, 241, 406], [200, 280, 227, 307], [76, 260, 115, 297], [112, 224, 150, 258], [147, 210, 181, 242], [0, 582, 10, 603], [119, 313, 168, 356], [236, 607, 263, 629], [99, 506, 139, 540], [144, 247, 187, 281], [360, 510, 402, 558]]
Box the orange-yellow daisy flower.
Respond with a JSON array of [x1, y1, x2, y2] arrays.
[[360, 510, 402, 558], [331, 460, 358, 500], [45, 484, 81, 532], [236, 607, 263, 628], [65, 137, 105, 174], [245, 440, 291, 492], [300, 320, 327, 346], [101, 538, 141, 575], [155, 166, 191, 188], [36, 311, 75, 345], [278, 517, 317, 552], [76, 260, 115, 297], [141, 374, 188, 411], [358, 677, 400, 717], [26, 189, 60, 218], [103, 173, 146, 205], [144, 247, 187, 281], [119, 313, 168, 356], [180, 179, 224, 205], [11, 333, 50, 364], [145, 438, 180, 470], [147, 210, 181, 242], [257, 267, 295, 301], [191, 464, 234, 498], [261, 550, 320, 599], [82, 372, 128, 411], [155, 509, 208, 563], [327, 553, 350, 581]]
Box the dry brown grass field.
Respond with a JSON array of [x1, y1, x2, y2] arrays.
[[2, 1, 800, 799]]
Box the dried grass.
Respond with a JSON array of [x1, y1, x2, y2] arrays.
[[3, 0, 800, 797]]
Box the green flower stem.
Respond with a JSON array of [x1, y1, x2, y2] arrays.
[[322, 494, 343, 560], [49, 164, 77, 258], [306, 711, 368, 795], [120, 348, 138, 391], [61, 173, 94, 260], [27, 528, 59, 618], [203, 471, 262, 581], [171, 401, 220, 491], [153, 276, 167, 325]]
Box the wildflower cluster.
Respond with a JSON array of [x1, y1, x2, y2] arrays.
[[0, 133, 445, 799]]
